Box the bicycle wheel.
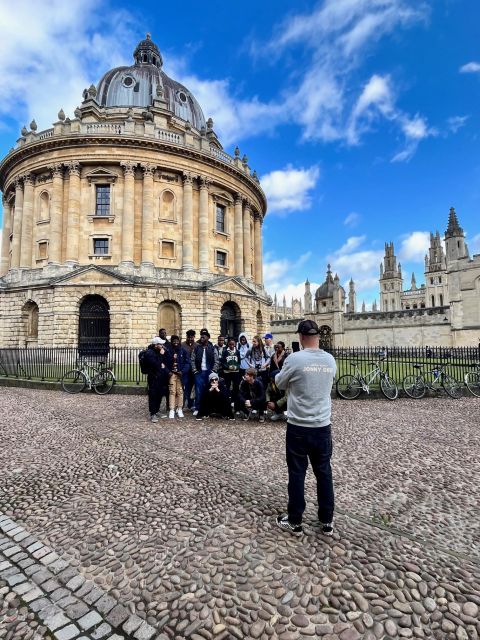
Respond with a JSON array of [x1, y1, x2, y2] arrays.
[[465, 371, 480, 397], [61, 370, 87, 394], [442, 374, 462, 399], [380, 374, 398, 400], [92, 371, 115, 395], [402, 375, 426, 399], [336, 375, 362, 400]]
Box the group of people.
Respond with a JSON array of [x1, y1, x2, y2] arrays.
[[143, 319, 337, 538], [142, 328, 289, 423]]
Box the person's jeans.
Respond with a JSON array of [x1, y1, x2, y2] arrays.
[[194, 370, 210, 411], [286, 422, 334, 525], [182, 370, 195, 408]]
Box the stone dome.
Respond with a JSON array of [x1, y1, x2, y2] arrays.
[[96, 34, 206, 130], [315, 265, 336, 300]]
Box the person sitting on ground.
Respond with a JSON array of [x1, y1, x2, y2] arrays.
[[269, 341, 287, 374], [266, 369, 287, 421], [197, 372, 234, 420], [191, 331, 219, 416], [143, 337, 172, 423], [220, 336, 241, 403], [168, 335, 190, 419], [236, 367, 266, 422]]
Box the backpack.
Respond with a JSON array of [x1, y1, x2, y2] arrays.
[[138, 349, 150, 375]]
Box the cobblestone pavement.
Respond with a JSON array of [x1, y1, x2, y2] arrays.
[[0, 387, 479, 640]]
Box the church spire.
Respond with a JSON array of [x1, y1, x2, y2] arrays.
[[445, 207, 464, 239]]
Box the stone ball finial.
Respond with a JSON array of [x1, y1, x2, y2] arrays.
[[200, 126, 206, 137], [206, 117, 213, 130], [242, 154, 248, 165], [234, 146, 240, 157], [21, 126, 28, 137], [88, 84, 97, 98], [74, 107, 82, 119], [58, 109, 65, 121], [30, 119, 37, 131]]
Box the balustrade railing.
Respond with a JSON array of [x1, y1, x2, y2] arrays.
[[84, 123, 124, 135]]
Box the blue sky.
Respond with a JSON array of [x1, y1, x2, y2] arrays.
[[1, 0, 479, 308]]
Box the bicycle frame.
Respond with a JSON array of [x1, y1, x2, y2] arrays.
[[351, 361, 384, 393]]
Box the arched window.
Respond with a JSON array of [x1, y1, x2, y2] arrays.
[[79, 295, 110, 356], [158, 300, 181, 336], [38, 191, 50, 221], [22, 301, 39, 341], [160, 190, 176, 220]]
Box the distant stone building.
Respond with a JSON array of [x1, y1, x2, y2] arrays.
[[272, 208, 480, 348], [0, 35, 270, 350]]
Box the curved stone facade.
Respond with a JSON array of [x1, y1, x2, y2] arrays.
[[0, 36, 270, 348]]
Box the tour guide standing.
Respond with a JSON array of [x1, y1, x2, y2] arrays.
[[275, 320, 336, 535]]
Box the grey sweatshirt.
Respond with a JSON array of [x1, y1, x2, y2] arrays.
[[275, 348, 336, 428]]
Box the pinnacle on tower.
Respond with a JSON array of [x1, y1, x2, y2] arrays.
[[445, 207, 464, 238], [411, 272, 417, 290]]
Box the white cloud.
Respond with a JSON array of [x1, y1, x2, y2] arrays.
[[260, 165, 320, 215], [398, 231, 430, 262], [347, 74, 395, 144], [470, 234, 480, 255], [326, 235, 383, 296], [447, 115, 469, 134], [344, 211, 361, 227], [0, 0, 138, 131], [263, 251, 312, 300], [460, 62, 480, 74], [391, 114, 437, 162]]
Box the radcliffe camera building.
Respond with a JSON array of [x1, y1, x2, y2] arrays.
[[0, 35, 269, 351]]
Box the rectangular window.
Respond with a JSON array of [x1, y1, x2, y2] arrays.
[[216, 250, 227, 267], [38, 242, 48, 260], [93, 238, 109, 255], [95, 185, 110, 216], [161, 240, 175, 258], [216, 204, 226, 233]]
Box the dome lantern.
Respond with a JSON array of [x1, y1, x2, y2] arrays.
[[134, 33, 163, 69]]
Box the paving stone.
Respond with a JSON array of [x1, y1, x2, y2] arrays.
[[40, 551, 60, 566], [95, 593, 117, 615], [49, 559, 70, 575], [10, 552, 28, 562], [45, 612, 71, 631], [38, 603, 62, 622], [122, 614, 144, 634], [30, 597, 51, 612], [65, 602, 90, 620], [32, 547, 51, 560], [133, 621, 156, 640], [91, 623, 112, 639], [6, 572, 26, 586], [13, 531, 29, 542], [18, 558, 35, 569], [23, 586, 44, 603], [0, 560, 12, 571], [83, 586, 104, 605], [51, 587, 70, 602], [77, 611, 103, 631], [75, 580, 95, 598], [27, 542, 44, 553], [42, 578, 62, 593], [53, 624, 81, 640], [3, 545, 22, 557], [32, 569, 54, 585], [106, 603, 130, 627], [5, 526, 24, 537], [66, 575, 85, 592], [13, 581, 33, 595]]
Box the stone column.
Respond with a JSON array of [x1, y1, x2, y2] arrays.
[[65, 161, 81, 265], [234, 194, 244, 276], [141, 163, 155, 266], [243, 200, 252, 279], [199, 176, 210, 273], [11, 178, 24, 269], [19, 173, 34, 268], [182, 173, 194, 270], [0, 196, 12, 275], [48, 164, 64, 265], [120, 161, 136, 265], [254, 212, 263, 286]]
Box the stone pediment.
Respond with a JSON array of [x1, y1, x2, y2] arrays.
[[207, 276, 257, 296], [52, 266, 133, 287], [83, 167, 119, 183]]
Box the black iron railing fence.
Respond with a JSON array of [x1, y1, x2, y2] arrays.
[[0, 345, 479, 387]]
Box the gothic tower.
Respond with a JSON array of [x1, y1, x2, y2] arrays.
[[347, 278, 356, 313], [445, 207, 469, 263], [424, 230, 448, 308], [304, 278, 312, 313], [379, 242, 403, 312]]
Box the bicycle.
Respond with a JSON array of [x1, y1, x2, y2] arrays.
[[464, 362, 480, 397], [402, 362, 461, 399], [336, 358, 398, 400], [61, 358, 116, 395]]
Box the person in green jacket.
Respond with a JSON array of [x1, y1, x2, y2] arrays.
[[220, 336, 241, 404]]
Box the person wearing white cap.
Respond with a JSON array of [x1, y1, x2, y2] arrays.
[[143, 337, 172, 422]]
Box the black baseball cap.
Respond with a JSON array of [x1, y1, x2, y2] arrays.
[[296, 319, 320, 335]]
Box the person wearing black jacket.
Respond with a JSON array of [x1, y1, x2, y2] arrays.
[[220, 337, 241, 403], [196, 372, 234, 420], [191, 332, 219, 415], [143, 337, 172, 422], [236, 368, 266, 421]]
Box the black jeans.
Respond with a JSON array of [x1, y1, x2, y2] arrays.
[[286, 422, 334, 525]]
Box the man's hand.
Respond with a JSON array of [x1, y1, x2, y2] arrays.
[[267, 401, 275, 411]]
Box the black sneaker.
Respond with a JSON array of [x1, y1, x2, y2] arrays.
[[320, 521, 334, 536], [276, 514, 303, 534]]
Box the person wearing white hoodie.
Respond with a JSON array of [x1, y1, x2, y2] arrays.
[[237, 332, 250, 377]]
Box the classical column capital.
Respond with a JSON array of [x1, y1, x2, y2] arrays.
[[13, 176, 24, 190], [234, 193, 244, 205], [120, 160, 137, 177], [66, 161, 81, 177], [243, 198, 252, 212], [199, 176, 211, 189], [48, 163, 64, 179], [22, 173, 34, 186], [182, 172, 195, 185], [141, 163, 156, 178]]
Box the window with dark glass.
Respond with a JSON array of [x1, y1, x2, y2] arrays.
[[93, 238, 109, 255], [216, 204, 226, 233], [95, 185, 110, 216], [216, 250, 227, 267]]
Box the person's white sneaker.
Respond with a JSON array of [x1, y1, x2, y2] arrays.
[[168, 409, 175, 419], [176, 408, 184, 418], [192, 410, 199, 416]]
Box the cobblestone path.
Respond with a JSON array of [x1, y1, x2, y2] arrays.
[[0, 388, 479, 640]]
